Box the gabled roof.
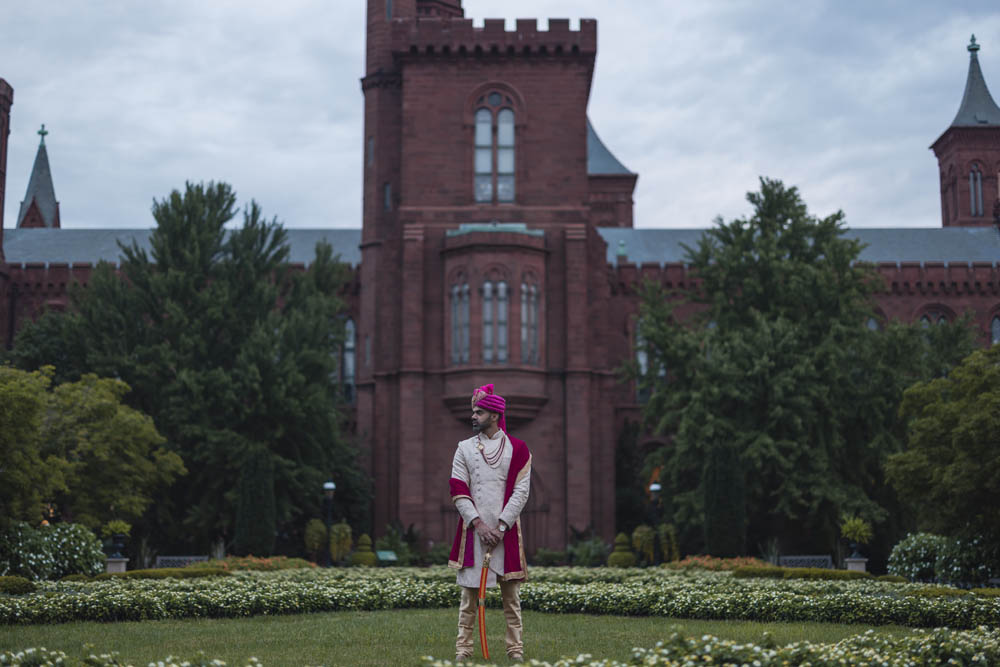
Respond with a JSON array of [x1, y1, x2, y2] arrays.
[[587, 119, 634, 175], [598, 227, 1000, 267], [17, 127, 60, 228], [950, 35, 1000, 127], [3, 228, 363, 267]]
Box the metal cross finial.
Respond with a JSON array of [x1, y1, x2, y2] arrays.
[[37, 124, 48, 144], [969, 34, 980, 53]]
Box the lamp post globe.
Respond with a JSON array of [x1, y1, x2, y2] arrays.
[[648, 482, 663, 565], [323, 481, 336, 566]]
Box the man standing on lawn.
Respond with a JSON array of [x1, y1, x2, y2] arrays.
[[449, 383, 532, 662]]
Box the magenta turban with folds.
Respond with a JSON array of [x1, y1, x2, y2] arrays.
[[472, 383, 507, 433]]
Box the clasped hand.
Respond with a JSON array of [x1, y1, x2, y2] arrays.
[[472, 518, 504, 549]]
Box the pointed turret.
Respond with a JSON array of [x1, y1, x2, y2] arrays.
[[949, 35, 1000, 127], [931, 36, 1000, 227], [16, 124, 60, 228]]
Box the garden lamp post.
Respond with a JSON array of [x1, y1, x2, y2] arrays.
[[649, 482, 662, 565], [323, 481, 336, 567]]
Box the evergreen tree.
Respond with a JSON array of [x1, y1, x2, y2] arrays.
[[233, 447, 276, 556], [11, 182, 368, 553], [703, 441, 745, 557], [635, 178, 976, 558]]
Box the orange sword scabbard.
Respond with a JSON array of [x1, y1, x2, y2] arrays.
[[477, 550, 492, 660]]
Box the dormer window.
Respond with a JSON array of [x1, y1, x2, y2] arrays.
[[474, 93, 516, 204]]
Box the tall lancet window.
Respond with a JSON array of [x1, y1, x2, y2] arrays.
[[482, 279, 509, 364], [451, 280, 470, 365], [992, 316, 1000, 345], [521, 280, 540, 364], [970, 163, 984, 217], [482, 281, 494, 363], [473, 92, 516, 203], [343, 319, 356, 403]]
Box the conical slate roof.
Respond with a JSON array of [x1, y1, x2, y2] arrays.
[[587, 119, 634, 175], [17, 126, 60, 228], [950, 35, 1000, 127]]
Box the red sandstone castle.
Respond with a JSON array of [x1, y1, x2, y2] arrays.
[[1, 2, 999, 550]]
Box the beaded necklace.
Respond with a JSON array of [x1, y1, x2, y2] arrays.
[[476, 431, 507, 468]]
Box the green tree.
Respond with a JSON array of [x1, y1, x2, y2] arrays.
[[41, 373, 185, 531], [233, 446, 276, 556], [635, 178, 976, 558], [886, 344, 1000, 550], [0, 367, 65, 527], [11, 182, 369, 554]]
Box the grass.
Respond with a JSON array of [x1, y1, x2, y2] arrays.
[[0, 608, 915, 666]]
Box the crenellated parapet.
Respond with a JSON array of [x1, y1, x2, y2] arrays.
[[874, 261, 1000, 296], [391, 17, 596, 58]]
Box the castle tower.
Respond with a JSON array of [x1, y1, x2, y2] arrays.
[[16, 125, 61, 229], [358, 0, 620, 547], [0, 78, 12, 261], [931, 35, 1000, 227]]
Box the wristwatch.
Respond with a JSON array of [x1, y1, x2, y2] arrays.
[[499, 522, 508, 533]]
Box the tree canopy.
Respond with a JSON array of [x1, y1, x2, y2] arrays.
[[10, 182, 368, 555], [634, 178, 976, 558], [0, 366, 182, 532], [886, 343, 1000, 549]]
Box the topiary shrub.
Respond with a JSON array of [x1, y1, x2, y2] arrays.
[[887, 532, 949, 582], [0, 575, 36, 595], [657, 523, 680, 563], [304, 519, 327, 562], [607, 533, 637, 568], [351, 534, 376, 567], [329, 521, 353, 565], [631, 525, 655, 565]]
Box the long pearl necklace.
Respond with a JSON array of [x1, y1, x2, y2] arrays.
[[477, 432, 506, 468]]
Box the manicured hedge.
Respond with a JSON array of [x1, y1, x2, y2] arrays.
[[2, 568, 998, 628], [93, 567, 231, 580], [0, 577, 35, 596], [732, 566, 872, 581]]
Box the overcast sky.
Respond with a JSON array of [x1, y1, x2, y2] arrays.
[[2, 2, 999, 231]]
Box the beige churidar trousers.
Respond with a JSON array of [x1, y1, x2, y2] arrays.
[[455, 581, 523, 658]]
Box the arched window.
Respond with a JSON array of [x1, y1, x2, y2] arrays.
[[473, 93, 516, 204], [970, 163, 984, 217], [521, 280, 539, 364], [482, 279, 508, 364], [451, 280, 470, 364], [919, 315, 931, 328], [343, 319, 356, 403], [482, 280, 493, 363], [865, 317, 880, 331], [991, 316, 1000, 345]]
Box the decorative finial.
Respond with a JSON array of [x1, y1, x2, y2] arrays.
[[37, 124, 48, 145], [969, 34, 980, 54]]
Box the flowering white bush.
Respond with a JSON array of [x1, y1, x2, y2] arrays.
[[0, 647, 262, 666], [422, 626, 1000, 666], [0, 523, 104, 582]]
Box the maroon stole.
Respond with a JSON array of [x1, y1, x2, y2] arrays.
[[448, 435, 531, 580]]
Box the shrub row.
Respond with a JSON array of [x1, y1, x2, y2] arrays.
[[0, 647, 261, 666], [93, 567, 232, 580], [0, 577, 35, 596], [423, 626, 1000, 667], [732, 566, 872, 581], [2, 569, 998, 628], [188, 556, 315, 571]]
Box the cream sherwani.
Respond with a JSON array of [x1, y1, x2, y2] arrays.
[[450, 428, 531, 587]]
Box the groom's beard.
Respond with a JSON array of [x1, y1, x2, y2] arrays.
[[471, 420, 483, 433]]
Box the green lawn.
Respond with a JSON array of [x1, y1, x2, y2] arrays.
[[0, 608, 914, 667]]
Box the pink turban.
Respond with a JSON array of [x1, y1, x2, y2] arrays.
[[472, 383, 507, 433]]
